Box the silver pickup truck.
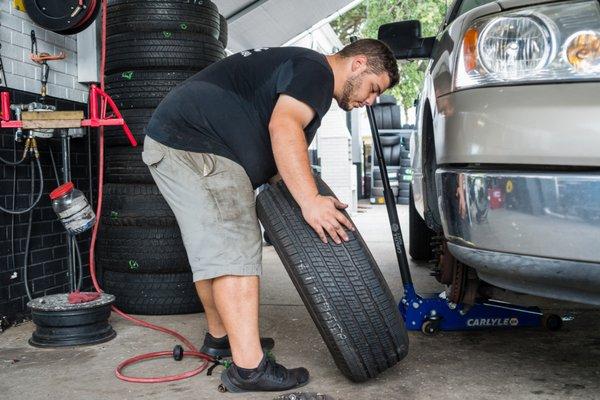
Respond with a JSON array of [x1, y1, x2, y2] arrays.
[[379, 0, 600, 305]]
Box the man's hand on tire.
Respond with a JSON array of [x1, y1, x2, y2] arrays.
[[301, 195, 355, 244]]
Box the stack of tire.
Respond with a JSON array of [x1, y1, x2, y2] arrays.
[[396, 135, 412, 205], [96, 0, 228, 315], [370, 95, 411, 205], [371, 95, 402, 131]]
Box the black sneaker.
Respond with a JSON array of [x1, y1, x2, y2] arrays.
[[220, 354, 309, 392], [200, 333, 275, 358]]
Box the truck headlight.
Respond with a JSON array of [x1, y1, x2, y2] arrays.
[[479, 16, 554, 79], [455, 0, 600, 89]]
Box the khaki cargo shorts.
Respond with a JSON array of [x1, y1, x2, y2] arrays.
[[141, 136, 262, 281]]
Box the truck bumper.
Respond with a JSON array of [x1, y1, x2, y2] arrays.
[[436, 168, 600, 305]]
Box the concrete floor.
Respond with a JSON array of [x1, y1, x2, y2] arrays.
[[1, 203, 599, 400]]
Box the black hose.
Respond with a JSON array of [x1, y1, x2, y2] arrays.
[[22, 161, 35, 301], [0, 151, 27, 165], [74, 238, 83, 291], [10, 139, 17, 271], [0, 155, 44, 214]]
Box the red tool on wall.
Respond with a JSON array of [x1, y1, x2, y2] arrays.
[[0, 84, 137, 147]]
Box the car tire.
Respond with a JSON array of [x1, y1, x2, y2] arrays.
[[102, 183, 176, 227], [390, 106, 402, 129], [105, 71, 194, 110], [396, 196, 409, 205], [408, 186, 435, 261], [97, 225, 189, 273], [398, 189, 410, 198], [371, 186, 399, 197], [105, 146, 154, 184], [103, 270, 203, 315], [256, 176, 409, 382], [372, 104, 402, 130], [106, 32, 224, 74], [218, 14, 228, 48], [398, 182, 410, 190], [104, 108, 154, 147], [107, 0, 220, 38]]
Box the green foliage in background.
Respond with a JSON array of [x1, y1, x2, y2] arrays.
[[331, 0, 447, 120]]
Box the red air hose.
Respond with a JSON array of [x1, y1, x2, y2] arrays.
[[88, 0, 215, 383]]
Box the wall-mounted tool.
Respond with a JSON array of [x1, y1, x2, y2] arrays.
[[1, 84, 137, 145], [23, 0, 102, 35], [29, 30, 66, 99]]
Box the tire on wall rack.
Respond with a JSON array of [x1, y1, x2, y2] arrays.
[[107, 0, 220, 38], [101, 183, 176, 227], [256, 176, 409, 382], [104, 146, 154, 184], [103, 270, 203, 315], [372, 104, 402, 130], [105, 71, 195, 110], [106, 32, 224, 75], [96, 225, 189, 274], [104, 108, 154, 147]]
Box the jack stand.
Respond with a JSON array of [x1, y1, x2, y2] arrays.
[[364, 98, 564, 336], [400, 285, 562, 335]]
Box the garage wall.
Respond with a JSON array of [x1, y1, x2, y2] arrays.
[[0, 1, 89, 103], [0, 3, 96, 329]]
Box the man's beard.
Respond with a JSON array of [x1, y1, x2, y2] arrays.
[[338, 73, 364, 111]]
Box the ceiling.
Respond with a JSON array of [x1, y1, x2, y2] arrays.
[[214, 0, 359, 52]]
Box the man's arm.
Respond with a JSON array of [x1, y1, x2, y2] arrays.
[[269, 95, 354, 244]]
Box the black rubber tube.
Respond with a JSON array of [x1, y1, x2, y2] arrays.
[[0, 151, 27, 165], [22, 161, 35, 301], [0, 156, 44, 215], [10, 139, 17, 273], [74, 238, 83, 291]]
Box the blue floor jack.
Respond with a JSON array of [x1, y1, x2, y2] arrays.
[[365, 105, 563, 335]]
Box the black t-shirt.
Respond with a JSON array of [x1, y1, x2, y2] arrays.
[[145, 47, 334, 188]]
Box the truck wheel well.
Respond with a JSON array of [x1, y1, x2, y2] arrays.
[[421, 101, 443, 233]]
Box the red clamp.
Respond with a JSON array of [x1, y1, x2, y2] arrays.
[[82, 84, 137, 146], [0, 86, 137, 147]]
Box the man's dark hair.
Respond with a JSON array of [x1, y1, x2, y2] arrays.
[[337, 39, 399, 89]]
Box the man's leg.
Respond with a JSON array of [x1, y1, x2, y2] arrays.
[[142, 142, 308, 391], [212, 275, 263, 368], [195, 279, 227, 338]]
